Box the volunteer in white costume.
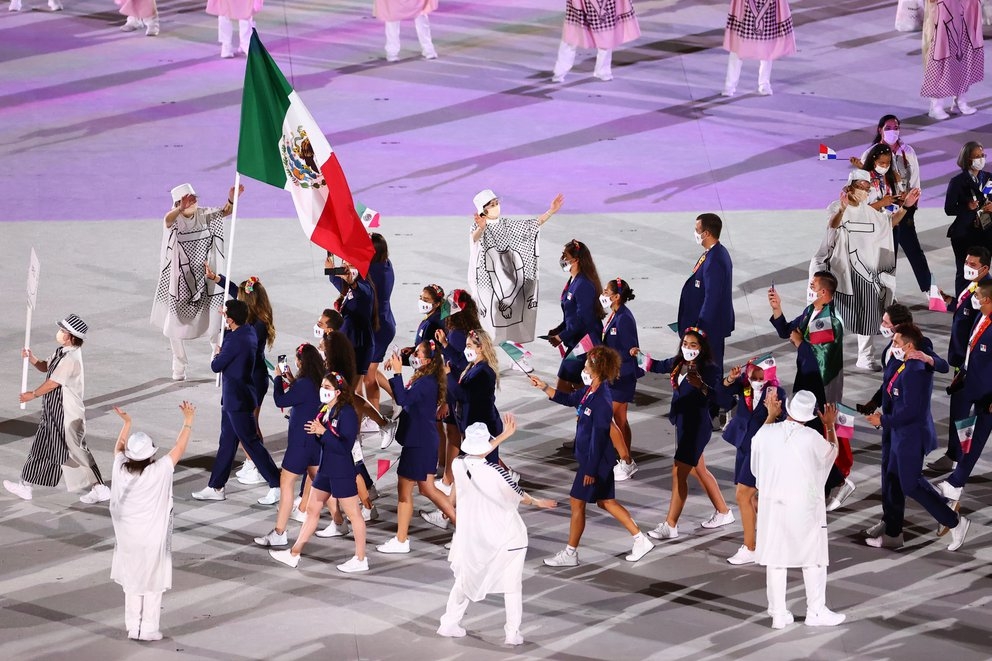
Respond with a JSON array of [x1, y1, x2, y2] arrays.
[[751, 390, 846, 629]]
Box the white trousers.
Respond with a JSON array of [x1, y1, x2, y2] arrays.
[[724, 52, 772, 90], [765, 565, 827, 618], [552, 41, 613, 80], [124, 591, 163, 637], [218, 16, 253, 52], [384, 15, 436, 59], [169, 336, 219, 378], [856, 334, 876, 364], [439, 584, 523, 639]]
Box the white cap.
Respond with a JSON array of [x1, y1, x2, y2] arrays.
[[461, 422, 492, 456], [171, 183, 197, 203], [786, 390, 818, 423], [124, 431, 157, 461], [473, 189, 498, 214], [847, 170, 871, 184]]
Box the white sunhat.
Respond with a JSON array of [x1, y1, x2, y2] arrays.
[[124, 431, 157, 461], [170, 183, 197, 203], [785, 390, 818, 423], [473, 189, 498, 214], [461, 422, 493, 456]]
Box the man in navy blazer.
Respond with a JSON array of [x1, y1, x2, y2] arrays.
[[192, 299, 281, 502], [679, 213, 734, 372]]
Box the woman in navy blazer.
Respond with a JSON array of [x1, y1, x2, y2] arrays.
[[529, 346, 654, 567], [715, 361, 786, 565], [364, 233, 396, 413], [547, 240, 606, 391], [447, 329, 504, 465], [375, 341, 456, 555], [944, 141, 992, 294], [269, 372, 369, 573], [601, 278, 640, 481], [331, 259, 379, 378], [253, 343, 324, 550], [640, 328, 732, 541], [402, 283, 444, 365]]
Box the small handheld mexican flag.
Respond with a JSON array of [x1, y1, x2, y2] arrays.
[[636, 350, 654, 372], [565, 334, 596, 360], [500, 341, 534, 373], [835, 403, 857, 440], [928, 275, 948, 312], [440, 290, 464, 320], [748, 352, 777, 383], [956, 416, 977, 454]]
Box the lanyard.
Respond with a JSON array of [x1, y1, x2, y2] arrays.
[[969, 314, 991, 352], [885, 363, 905, 395], [692, 252, 706, 274], [959, 282, 978, 307]]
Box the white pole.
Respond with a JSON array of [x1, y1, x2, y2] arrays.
[[216, 172, 242, 388], [21, 248, 40, 410], [20, 306, 32, 410]]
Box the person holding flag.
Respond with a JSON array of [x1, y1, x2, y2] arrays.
[[547, 240, 605, 393], [864, 323, 970, 551], [600, 278, 640, 481], [942, 141, 992, 295]]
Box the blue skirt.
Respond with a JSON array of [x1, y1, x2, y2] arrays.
[[734, 449, 756, 488], [281, 435, 321, 475], [569, 467, 616, 503], [610, 374, 636, 403], [397, 444, 439, 481], [252, 369, 269, 408], [557, 354, 587, 383], [674, 427, 712, 467]]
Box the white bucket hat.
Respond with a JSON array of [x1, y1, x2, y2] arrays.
[[461, 422, 492, 456], [171, 183, 197, 203], [124, 431, 157, 461], [473, 189, 498, 214], [786, 390, 818, 423]]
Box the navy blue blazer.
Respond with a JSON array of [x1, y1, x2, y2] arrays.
[[448, 361, 502, 436], [334, 276, 376, 364], [217, 275, 269, 388], [318, 403, 359, 477], [649, 357, 719, 446], [963, 314, 992, 410], [944, 169, 992, 239], [603, 305, 640, 380], [678, 241, 735, 339], [716, 380, 787, 451], [211, 324, 259, 412], [390, 373, 439, 449], [870, 335, 948, 406], [880, 359, 937, 455], [551, 384, 614, 479], [367, 260, 396, 333], [552, 274, 602, 349], [414, 309, 443, 348], [948, 276, 992, 368], [272, 375, 322, 449], [441, 328, 468, 410]]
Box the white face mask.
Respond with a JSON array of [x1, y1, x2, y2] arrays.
[[807, 287, 818, 305], [882, 129, 899, 144], [972, 294, 983, 310], [418, 299, 433, 315], [313, 323, 324, 338], [749, 380, 765, 394], [852, 189, 869, 204], [485, 204, 501, 220], [681, 346, 700, 361], [464, 348, 478, 363], [599, 295, 612, 309], [964, 265, 981, 281], [973, 157, 986, 171], [874, 165, 890, 175], [56, 329, 69, 345], [693, 230, 703, 245], [890, 347, 906, 362], [879, 324, 894, 338], [560, 259, 572, 273], [580, 370, 593, 386], [319, 387, 336, 404], [410, 356, 423, 370]]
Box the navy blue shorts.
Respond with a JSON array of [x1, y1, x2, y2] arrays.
[[281, 436, 321, 475], [610, 374, 636, 403], [397, 445, 439, 481], [557, 354, 587, 383], [312, 469, 358, 499], [734, 449, 756, 488], [371, 323, 397, 363], [674, 432, 711, 467], [569, 468, 615, 503]]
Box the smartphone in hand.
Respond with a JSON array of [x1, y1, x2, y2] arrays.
[[277, 354, 287, 373]]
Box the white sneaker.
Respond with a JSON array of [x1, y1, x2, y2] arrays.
[[256, 487, 280, 505], [171, 371, 186, 381], [955, 98, 978, 115], [435, 481, 452, 496], [936, 480, 962, 503], [362, 505, 379, 522], [421, 509, 450, 530], [648, 522, 678, 539], [120, 17, 143, 32], [504, 631, 524, 646], [253, 529, 288, 547], [221, 43, 235, 58], [337, 555, 369, 573], [613, 459, 638, 481], [700, 509, 735, 529], [137, 630, 162, 641], [948, 516, 971, 551], [377, 536, 410, 554], [237, 468, 266, 485], [771, 612, 794, 629], [3, 479, 32, 500], [543, 548, 579, 567], [360, 418, 380, 434], [721, 85, 736, 97], [8, 0, 23, 11], [191, 486, 225, 501], [290, 507, 308, 523], [855, 359, 882, 372], [805, 608, 846, 627], [436, 623, 466, 638], [47, 0, 62, 10], [862, 520, 884, 538], [236, 460, 255, 478], [144, 18, 159, 37], [79, 484, 111, 504], [315, 520, 350, 538], [826, 479, 856, 512], [551, 74, 565, 83], [422, 49, 438, 60], [928, 104, 950, 120], [727, 545, 756, 565], [625, 535, 655, 562], [379, 421, 397, 449], [269, 548, 300, 568], [757, 83, 773, 96], [865, 533, 904, 549]]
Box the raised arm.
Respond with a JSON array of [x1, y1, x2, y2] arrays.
[[112, 406, 132, 455], [167, 401, 197, 466], [538, 193, 564, 226]]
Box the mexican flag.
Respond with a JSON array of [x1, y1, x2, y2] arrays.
[[807, 314, 836, 345], [956, 416, 977, 454], [499, 341, 534, 373], [748, 352, 777, 384], [565, 333, 596, 360], [835, 403, 856, 440], [237, 29, 375, 275]]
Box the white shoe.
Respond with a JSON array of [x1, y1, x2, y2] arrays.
[[191, 486, 225, 501], [436, 623, 466, 638], [625, 535, 655, 562], [805, 608, 846, 627], [256, 487, 280, 505], [221, 43, 235, 58], [144, 18, 159, 37], [594, 72, 613, 82], [948, 516, 971, 551], [613, 459, 638, 481], [79, 484, 111, 504], [435, 481, 452, 497], [936, 480, 962, 503], [727, 545, 756, 565], [421, 509, 450, 530], [954, 98, 978, 115], [120, 17, 143, 32], [826, 479, 856, 512], [362, 505, 379, 522], [360, 417, 380, 434], [504, 631, 524, 646], [3, 479, 32, 500], [315, 520, 350, 538], [863, 520, 884, 538], [386, 54, 400, 62], [422, 49, 438, 60], [47, 0, 62, 10], [377, 536, 410, 554], [551, 74, 565, 83], [236, 459, 255, 478], [757, 83, 773, 96], [648, 522, 678, 539], [865, 533, 904, 549], [237, 468, 266, 485], [771, 611, 794, 629], [137, 630, 163, 641], [929, 103, 950, 120], [379, 421, 397, 449], [721, 86, 736, 97], [253, 529, 288, 547], [543, 548, 579, 567], [700, 509, 735, 529], [269, 548, 300, 568], [290, 507, 308, 523], [171, 372, 186, 381], [8, 0, 23, 11], [337, 555, 369, 573]]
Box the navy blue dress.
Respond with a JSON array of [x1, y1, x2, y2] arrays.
[[602, 305, 640, 403], [447, 361, 503, 464], [333, 276, 376, 375], [368, 260, 396, 363], [312, 403, 359, 498], [271, 375, 322, 475], [551, 384, 615, 502], [552, 274, 602, 383], [649, 358, 719, 467], [716, 379, 786, 487], [391, 373, 440, 480]]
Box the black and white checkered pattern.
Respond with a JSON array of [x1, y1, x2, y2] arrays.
[[726, 0, 794, 42], [564, 0, 636, 33]]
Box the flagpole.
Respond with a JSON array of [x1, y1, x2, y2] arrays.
[[216, 172, 242, 387], [20, 306, 32, 410]]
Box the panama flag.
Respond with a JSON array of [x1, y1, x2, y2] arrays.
[[237, 30, 375, 275], [928, 274, 948, 312], [499, 341, 534, 373], [835, 403, 856, 440], [819, 144, 837, 160], [750, 352, 777, 383], [566, 334, 596, 360], [956, 416, 977, 454], [807, 314, 835, 344]]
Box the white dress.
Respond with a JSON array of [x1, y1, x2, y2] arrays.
[[110, 454, 175, 594], [751, 421, 837, 567]]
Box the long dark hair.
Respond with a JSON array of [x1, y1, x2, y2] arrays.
[[324, 371, 355, 410], [296, 343, 325, 390], [863, 143, 898, 195], [445, 289, 483, 332], [674, 328, 713, 368], [321, 331, 358, 386], [370, 232, 389, 263], [563, 239, 605, 320], [123, 457, 153, 475], [410, 340, 446, 407]]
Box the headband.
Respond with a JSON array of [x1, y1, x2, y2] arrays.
[[427, 283, 444, 299], [296, 343, 309, 358], [327, 371, 347, 390], [243, 276, 260, 294], [684, 326, 708, 338]]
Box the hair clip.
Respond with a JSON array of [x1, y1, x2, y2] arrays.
[[428, 283, 444, 298], [296, 342, 308, 357], [244, 276, 260, 294], [684, 326, 708, 338], [328, 371, 347, 389]]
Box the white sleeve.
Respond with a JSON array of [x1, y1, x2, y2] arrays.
[[49, 353, 79, 386], [905, 145, 922, 191]]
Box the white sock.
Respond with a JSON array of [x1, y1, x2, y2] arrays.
[[565, 545, 577, 555], [632, 532, 645, 542]]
